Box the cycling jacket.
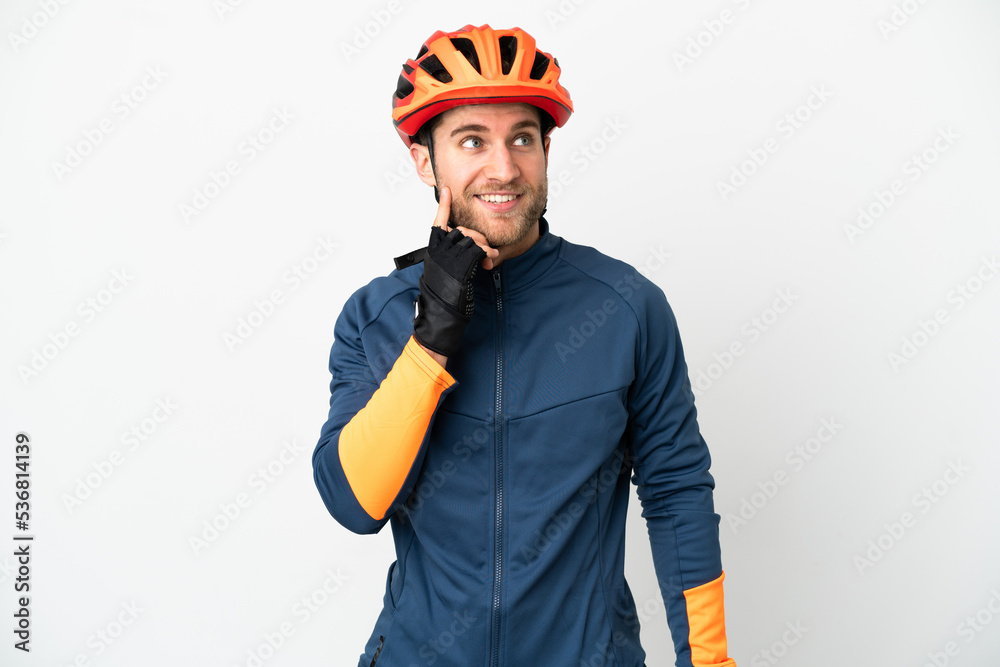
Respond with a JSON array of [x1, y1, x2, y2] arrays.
[[313, 216, 736, 667]]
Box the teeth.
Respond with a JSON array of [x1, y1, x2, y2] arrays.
[[478, 194, 518, 204]]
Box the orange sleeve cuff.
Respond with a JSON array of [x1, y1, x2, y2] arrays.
[[339, 335, 455, 520], [683, 571, 736, 667]]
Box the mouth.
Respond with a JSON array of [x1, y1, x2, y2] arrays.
[[475, 193, 521, 212]]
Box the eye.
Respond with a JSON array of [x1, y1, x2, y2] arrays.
[[460, 137, 483, 148], [512, 134, 532, 146]]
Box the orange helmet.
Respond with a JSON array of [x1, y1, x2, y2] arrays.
[[392, 24, 573, 147]]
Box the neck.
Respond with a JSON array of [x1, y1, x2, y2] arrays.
[[492, 220, 540, 268]]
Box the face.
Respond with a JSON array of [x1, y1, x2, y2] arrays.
[[413, 103, 551, 250]]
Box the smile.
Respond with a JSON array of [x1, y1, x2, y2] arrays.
[[476, 194, 519, 204]]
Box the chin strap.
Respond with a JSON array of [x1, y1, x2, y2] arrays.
[[394, 246, 428, 270], [427, 132, 441, 204]]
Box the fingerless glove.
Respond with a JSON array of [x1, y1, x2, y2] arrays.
[[412, 226, 487, 358]]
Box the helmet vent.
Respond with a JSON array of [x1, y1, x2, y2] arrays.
[[529, 52, 550, 80], [419, 54, 453, 83], [417, 44, 429, 59], [498, 36, 518, 75], [450, 37, 481, 74], [395, 74, 414, 100]]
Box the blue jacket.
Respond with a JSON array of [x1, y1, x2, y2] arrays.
[[313, 217, 735, 666]]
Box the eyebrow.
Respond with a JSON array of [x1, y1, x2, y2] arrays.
[[449, 118, 540, 138]]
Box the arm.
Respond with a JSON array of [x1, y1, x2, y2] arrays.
[[313, 187, 493, 534], [312, 293, 457, 535], [417, 341, 449, 369], [627, 284, 736, 667]]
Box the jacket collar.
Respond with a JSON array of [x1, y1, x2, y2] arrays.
[[473, 216, 561, 296]]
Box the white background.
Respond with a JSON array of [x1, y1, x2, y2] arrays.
[[2, 1, 999, 665]]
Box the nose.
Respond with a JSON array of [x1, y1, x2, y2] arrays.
[[483, 144, 519, 183]]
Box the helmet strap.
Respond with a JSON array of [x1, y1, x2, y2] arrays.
[[426, 131, 441, 204]]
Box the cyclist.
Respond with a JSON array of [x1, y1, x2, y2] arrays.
[[313, 23, 737, 667]]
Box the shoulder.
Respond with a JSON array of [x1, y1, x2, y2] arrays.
[[555, 236, 673, 324]]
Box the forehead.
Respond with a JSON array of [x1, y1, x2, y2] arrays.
[[434, 103, 541, 132]]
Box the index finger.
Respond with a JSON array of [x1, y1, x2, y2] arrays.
[[433, 186, 452, 230]]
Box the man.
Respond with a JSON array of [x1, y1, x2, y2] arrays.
[[312, 24, 736, 667]]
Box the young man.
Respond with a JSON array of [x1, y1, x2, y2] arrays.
[[312, 24, 737, 667]]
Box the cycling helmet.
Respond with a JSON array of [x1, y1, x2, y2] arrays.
[[392, 24, 573, 148]]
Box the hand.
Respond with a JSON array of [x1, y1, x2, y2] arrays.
[[412, 187, 492, 358], [434, 187, 499, 271]]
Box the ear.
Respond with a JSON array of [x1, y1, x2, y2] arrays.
[[410, 143, 437, 187], [543, 134, 551, 165]]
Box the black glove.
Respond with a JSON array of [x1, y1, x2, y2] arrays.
[[413, 226, 487, 358]]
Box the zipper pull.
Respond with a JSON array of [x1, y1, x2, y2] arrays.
[[493, 270, 502, 293]]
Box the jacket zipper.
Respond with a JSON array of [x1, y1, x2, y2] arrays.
[[490, 269, 505, 667]]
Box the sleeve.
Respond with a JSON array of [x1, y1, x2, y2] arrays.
[[312, 293, 458, 535], [626, 284, 736, 667]]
